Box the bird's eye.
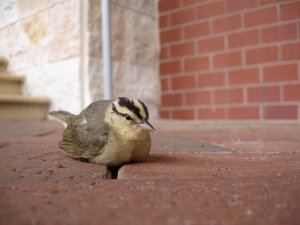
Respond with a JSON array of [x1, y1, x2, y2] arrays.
[[124, 114, 132, 121]]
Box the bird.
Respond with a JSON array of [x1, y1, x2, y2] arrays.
[[49, 97, 155, 168]]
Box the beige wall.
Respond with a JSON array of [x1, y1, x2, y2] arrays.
[[0, 0, 82, 113], [0, 0, 160, 117], [86, 0, 160, 117]]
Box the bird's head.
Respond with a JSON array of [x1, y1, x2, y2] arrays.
[[107, 97, 155, 135]]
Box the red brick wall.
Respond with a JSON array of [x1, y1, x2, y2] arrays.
[[159, 0, 300, 120]]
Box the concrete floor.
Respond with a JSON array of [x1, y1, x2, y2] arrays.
[[0, 120, 299, 225]]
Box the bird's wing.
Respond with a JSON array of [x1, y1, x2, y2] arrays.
[[83, 100, 113, 125], [59, 100, 113, 159]]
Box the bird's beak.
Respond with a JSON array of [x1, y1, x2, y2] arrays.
[[138, 121, 156, 132]]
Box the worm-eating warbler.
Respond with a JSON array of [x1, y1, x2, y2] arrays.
[[49, 97, 155, 167]]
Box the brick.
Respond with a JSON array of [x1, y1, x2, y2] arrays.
[[161, 93, 183, 106], [263, 64, 298, 82], [282, 43, 300, 60], [196, 1, 224, 18], [260, 0, 287, 5], [186, 91, 212, 105], [160, 110, 171, 118], [170, 42, 194, 57], [159, 0, 180, 13], [284, 84, 300, 101], [198, 72, 225, 87], [230, 69, 259, 85], [247, 86, 280, 102], [198, 36, 225, 53], [184, 22, 210, 39], [228, 30, 260, 48], [228, 68, 260, 85], [212, 14, 241, 33], [228, 106, 259, 119], [246, 46, 278, 64], [160, 60, 181, 75], [264, 105, 298, 119], [198, 91, 212, 105], [214, 88, 244, 104], [173, 109, 195, 120], [244, 7, 277, 27], [171, 8, 195, 25], [213, 51, 242, 68], [159, 15, 168, 29], [197, 91, 212, 104], [4, 120, 300, 225], [198, 107, 226, 119], [160, 28, 181, 43], [160, 47, 169, 60], [184, 56, 209, 72], [160, 78, 169, 90], [185, 92, 197, 105], [280, 1, 300, 21], [171, 75, 196, 90], [226, 0, 258, 12], [183, 0, 205, 6], [262, 23, 297, 43]]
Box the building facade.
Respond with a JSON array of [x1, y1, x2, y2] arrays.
[[0, 0, 160, 117], [159, 0, 300, 120]]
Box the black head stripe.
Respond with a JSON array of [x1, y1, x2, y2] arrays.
[[138, 99, 149, 120], [118, 97, 145, 120], [113, 103, 132, 120], [112, 103, 123, 117]]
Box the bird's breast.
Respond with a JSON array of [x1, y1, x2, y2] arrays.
[[89, 130, 151, 166]]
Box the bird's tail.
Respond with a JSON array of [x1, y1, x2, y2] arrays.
[[49, 110, 75, 126]]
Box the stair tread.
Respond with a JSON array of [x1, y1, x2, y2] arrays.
[[0, 95, 50, 104], [0, 57, 8, 63], [0, 57, 8, 72], [0, 74, 25, 82]]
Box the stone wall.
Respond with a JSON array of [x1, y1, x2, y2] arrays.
[[87, 0, 160, 118], [0, 0, 160, 117], [0, 0, 83, 113]]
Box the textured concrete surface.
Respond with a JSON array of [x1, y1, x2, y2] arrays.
[[0, 120, 300, 225], [118, 152, 300, 180]]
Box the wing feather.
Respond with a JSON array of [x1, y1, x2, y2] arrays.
[[58, 100, 112, 159]]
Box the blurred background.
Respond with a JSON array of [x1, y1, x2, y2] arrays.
[[0, 0, 299, 121]]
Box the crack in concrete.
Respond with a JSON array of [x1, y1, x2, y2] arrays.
[[106, 165, 122, 179], [33, 130, 56, 137]]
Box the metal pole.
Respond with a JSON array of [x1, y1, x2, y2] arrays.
[[102, 0, 112, 100]]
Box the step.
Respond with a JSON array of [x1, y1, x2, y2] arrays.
[[0, 95, 50, 120], [0, 57, 8, 72], [0, 74, 25, 95]]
